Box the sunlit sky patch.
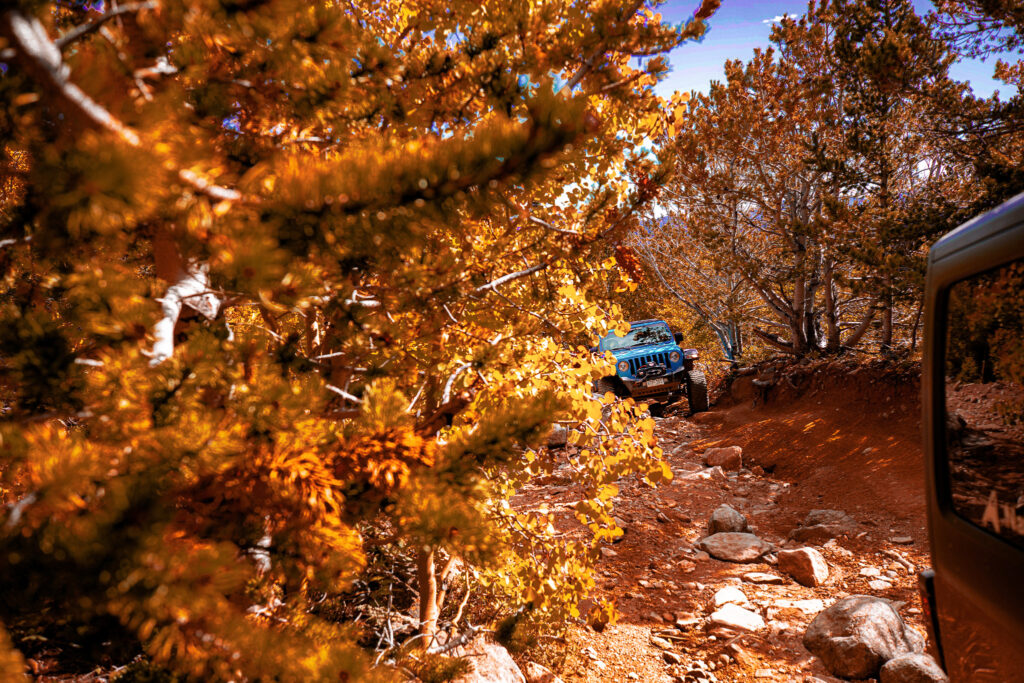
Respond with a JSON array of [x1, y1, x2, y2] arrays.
[[654, 0, 1019, 99]]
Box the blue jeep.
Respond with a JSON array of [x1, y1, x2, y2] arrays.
[[595, 319, 708, 413]]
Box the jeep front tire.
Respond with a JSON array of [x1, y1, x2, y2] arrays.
[[685, 371, 708, 413]]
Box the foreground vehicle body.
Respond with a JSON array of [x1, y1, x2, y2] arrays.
[[596, 319, 708, 412], [922, 191, 1024, 680]]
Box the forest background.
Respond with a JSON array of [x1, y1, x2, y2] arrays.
[[0, 0, 1021, 680]]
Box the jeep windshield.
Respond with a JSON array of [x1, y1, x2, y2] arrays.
[[600, 324, 673, 351]]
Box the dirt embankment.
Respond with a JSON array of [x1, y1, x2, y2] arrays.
[[706, 358, 925, 545], [516, 358, 930, 682]]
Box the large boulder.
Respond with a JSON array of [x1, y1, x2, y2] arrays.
[[803, 595, 925, 679], [452, 638, 527, 683], [703, 446, 743, 470], [697, 532, 771, 563], [708, 504, 748, 534], [778, 547, 829, 587], [790, 509, 857, 543], [880, 653, 948, 683]]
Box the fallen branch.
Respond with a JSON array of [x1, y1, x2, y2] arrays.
[[883, 549, 915, 573]]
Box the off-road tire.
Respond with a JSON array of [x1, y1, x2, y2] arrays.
[[595, 377, 620, 398], [686, 371, 709, 413]]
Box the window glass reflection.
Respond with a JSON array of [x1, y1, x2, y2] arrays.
[[945, 259, 1024, 547]]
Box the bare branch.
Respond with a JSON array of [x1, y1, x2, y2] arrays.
[[475, 263, 548, 293], [0, 10, 241, 203], [55, 2, 158, 51]]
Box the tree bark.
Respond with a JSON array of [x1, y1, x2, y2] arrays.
[[822, 257, 841, 353], [880, 282, 893, 352], [417, 547, 439, 637]]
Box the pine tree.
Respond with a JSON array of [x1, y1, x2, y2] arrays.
[[0, 0, 715, 678]]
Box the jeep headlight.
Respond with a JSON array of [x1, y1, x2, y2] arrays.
[[669, 351, 681, 363], [616, 360, 630, 373], [683, 348, 700, 360]]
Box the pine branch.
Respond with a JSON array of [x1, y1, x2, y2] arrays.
[[0, 10, 241, 203]]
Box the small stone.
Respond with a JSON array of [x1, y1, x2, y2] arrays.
[[774, 598, 825, 614], [708, 504, 749, 534], [703, 446, 743, 470], [860, 567, 881, 577], [743, 572, 785, 585], [658, 512, 671, 523], [451, 638, 526, 683], [880, 653, 948, 682], [647, 611, 664, 623], [600, 547, 618, 558], [626, 673, 638, 680], [869, 580, 894, 591], [709, 603, 765, 632], [790, 509, 857, 543], [891, 536, 915, 545], [651, 636, 673, 649], [675, 615, 702, 630], [697, 532, 771, 563], [751, 465, 765, 476], [547, 424, 568, 448], [683, 465, 728, 482], [523, 661, 565, 683], [712, 586, 750, 609], [664, 651, 683, 665], [693, 551, 711, 561], [777, 547, 830, 587], [754, 670, 775, 678]]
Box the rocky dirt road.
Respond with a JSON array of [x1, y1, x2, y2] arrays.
[[516, 363, 931, 682]]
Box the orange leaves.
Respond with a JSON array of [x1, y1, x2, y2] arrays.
[[333, 426, 436, 500]]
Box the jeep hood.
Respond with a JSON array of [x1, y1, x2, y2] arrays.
[[606, 342, 679, 361]]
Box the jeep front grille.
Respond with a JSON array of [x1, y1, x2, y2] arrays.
[[628, 352, 672, 376]]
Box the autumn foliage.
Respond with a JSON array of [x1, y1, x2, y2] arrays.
[[0, 0, 715, 679], [633, 0, 1024, 362]]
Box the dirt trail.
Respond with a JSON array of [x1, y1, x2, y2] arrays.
[[518, 364, 931, 682]]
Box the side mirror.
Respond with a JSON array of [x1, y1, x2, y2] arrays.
[[673, 332, 683, 343]]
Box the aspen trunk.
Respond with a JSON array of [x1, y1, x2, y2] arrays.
[[880, 283, 893, 352], [822, 259, 841, 352], [417, 547, 439, 637]]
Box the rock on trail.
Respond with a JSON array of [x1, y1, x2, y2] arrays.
[[697, 532, 771, 563], [880, 653, 948, 683], [702, 445, 743, 470], [790, 509, 858, 544], [777, 546, 830, 587], [707, 504, 748, 534], [803, 595, 925, 679]]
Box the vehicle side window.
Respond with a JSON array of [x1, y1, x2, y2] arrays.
[[944, 258, 1024, 547]]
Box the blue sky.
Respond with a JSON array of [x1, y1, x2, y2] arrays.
[[653, 0, 1019, 99]]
